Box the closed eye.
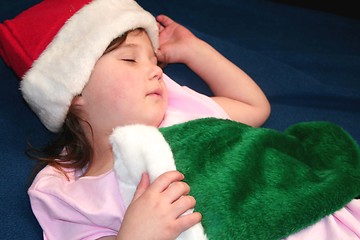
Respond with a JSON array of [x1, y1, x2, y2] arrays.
[[122, 59, 136, 62]]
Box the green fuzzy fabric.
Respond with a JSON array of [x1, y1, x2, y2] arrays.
[[159, 118, 360, 240]]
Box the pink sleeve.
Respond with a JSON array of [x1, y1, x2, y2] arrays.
[[28, 166, 125, 240], [29, 189, 117, 240]]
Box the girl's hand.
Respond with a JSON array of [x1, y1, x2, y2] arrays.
[[156, 15, 198, 64], [117, 171, 202, 240]]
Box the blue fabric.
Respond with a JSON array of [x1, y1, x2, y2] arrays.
[[0, 0, 359, 238]]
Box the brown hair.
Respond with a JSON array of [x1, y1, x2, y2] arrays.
[[27, 31, 132, 179]]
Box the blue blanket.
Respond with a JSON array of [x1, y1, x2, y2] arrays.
[[1, 0, 359, 238]]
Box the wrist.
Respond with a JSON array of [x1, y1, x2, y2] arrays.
[[181, 37, 209, 65], [183, 38, 218, 69]]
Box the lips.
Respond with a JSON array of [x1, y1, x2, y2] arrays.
[[146, 87, 162, 98]]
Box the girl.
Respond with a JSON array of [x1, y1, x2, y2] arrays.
[[0, 0, 269, 239], [1, 0, 359, 239]]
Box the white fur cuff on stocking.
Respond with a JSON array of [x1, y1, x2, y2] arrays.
[[110, 124, 207, 240]]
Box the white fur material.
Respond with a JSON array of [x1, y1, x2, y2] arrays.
[[20, 0, 158, 132], [110, 124, 208, 240]]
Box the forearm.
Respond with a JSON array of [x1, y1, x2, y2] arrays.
[[183, 38, 270, 126]]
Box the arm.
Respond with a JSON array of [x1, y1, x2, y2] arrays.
[[99, 171, 201, 240], [156, 15, 270, 127]]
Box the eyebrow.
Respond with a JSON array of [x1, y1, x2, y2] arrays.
[[118, 43, 157, 59], [120, 43, 139, 49]]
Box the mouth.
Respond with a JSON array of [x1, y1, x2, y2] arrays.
[[146, 88, 162, 98]]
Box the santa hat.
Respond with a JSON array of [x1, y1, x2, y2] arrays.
[[0, 0, 158, 132]]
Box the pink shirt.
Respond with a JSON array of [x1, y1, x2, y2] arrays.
[[159, 74, 229, 127], [28, 74, 360, 239]]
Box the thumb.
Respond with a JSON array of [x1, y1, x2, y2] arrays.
[[156, 48, 167, 63], [132, 172, 150, 201]]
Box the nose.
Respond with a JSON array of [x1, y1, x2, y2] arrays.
[[150, 64, 163, 81]]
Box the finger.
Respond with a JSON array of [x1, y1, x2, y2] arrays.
[[162, 181, 190, 203], [150, 170, 184, 193], [157, 22, 164, 32], [156, 14, 175, 27], [172, 195, 197, 217], [132, 172, 150, 201], [175, 212, 202, 233], [156, 49, 166, 63]]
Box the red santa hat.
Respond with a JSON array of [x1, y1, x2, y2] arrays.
[[0, 0, 158, 132]]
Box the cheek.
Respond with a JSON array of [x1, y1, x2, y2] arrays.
[[102, 81, 140, 113], [87, 71, 130, 101], [85, 61, 141, 111], [87, 58, 126, 95]]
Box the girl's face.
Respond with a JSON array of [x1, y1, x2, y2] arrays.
[[80, 30, 168, 134]]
